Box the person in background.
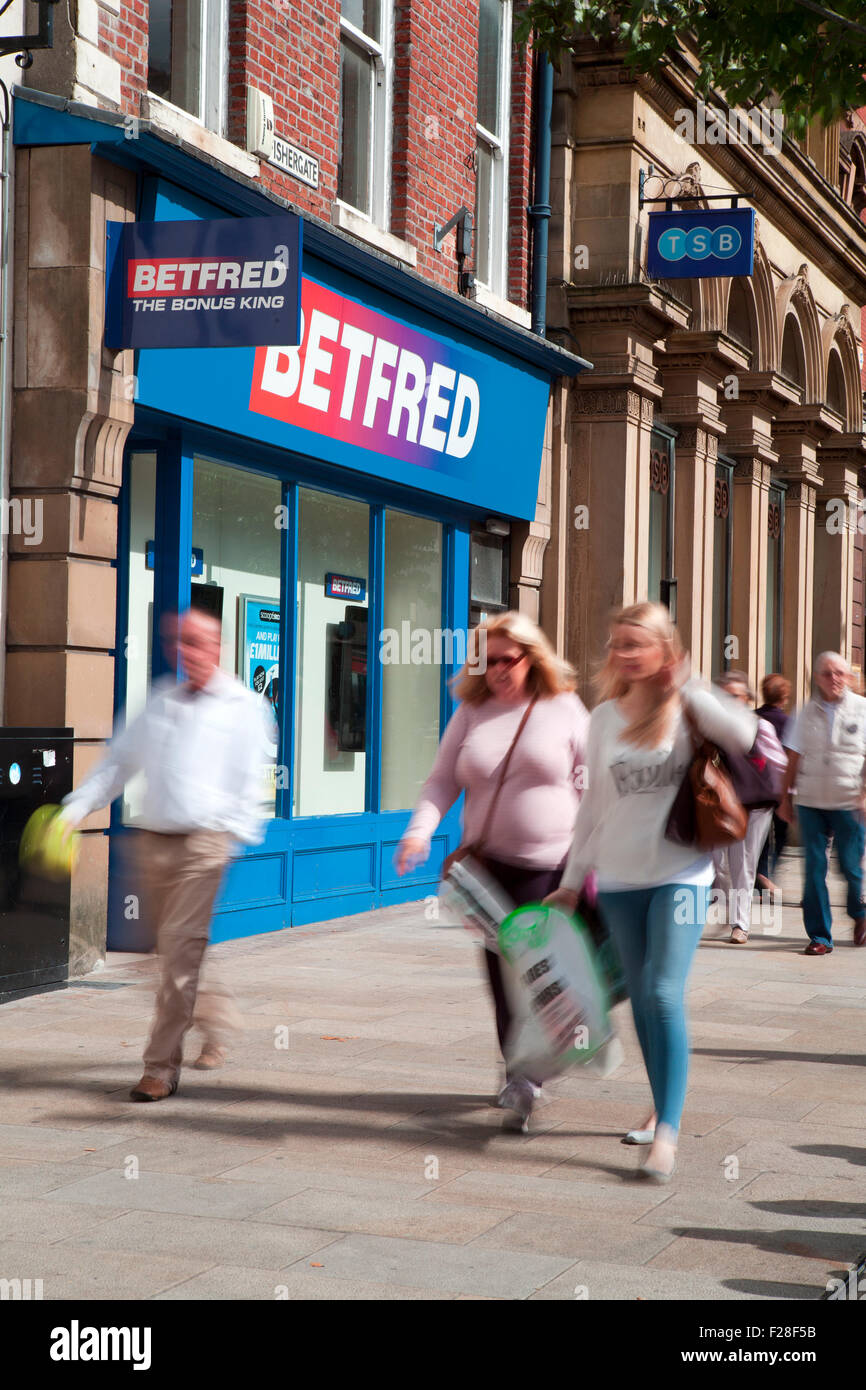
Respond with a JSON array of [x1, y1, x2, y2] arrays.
[[755, 673, 792, 896], [59, 608, 273, 1100], [778, 651, 866, 953], [711, 672, 783, 944], [395, 611, 589, 1132], [546, 603, 756, 1182]]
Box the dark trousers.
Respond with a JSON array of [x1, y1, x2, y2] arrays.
[[481, 855, 563, 1083], [797, 805, 865, 946], [756, 812, 788, 881]]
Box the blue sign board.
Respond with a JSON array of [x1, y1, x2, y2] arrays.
[[325, 573, 367, 601], [146, 541, 203, 576], [647, 207, 755, 279], [105, 214, 302, 349]]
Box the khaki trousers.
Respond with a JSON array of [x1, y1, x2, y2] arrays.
[[135, 829, 241, 1085]]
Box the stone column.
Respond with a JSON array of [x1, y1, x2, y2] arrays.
[[567, 383, 656, 694], [721, 384, 779, 692], [771, 410, 831, 704], [813, 434, 866, 663], [5, 144, 136, 973], [510, 393, 554, 623]]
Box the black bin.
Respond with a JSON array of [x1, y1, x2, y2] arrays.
[[0, 728, 74, 1004]]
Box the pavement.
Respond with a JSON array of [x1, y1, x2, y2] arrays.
[[1, 851, 864, 1302]]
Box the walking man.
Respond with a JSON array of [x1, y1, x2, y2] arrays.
[[778, 652, 866, 954], [60, 608, 273, 1099]]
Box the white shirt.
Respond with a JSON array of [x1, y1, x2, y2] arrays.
[[560, 680, 757, 893], [62, 670, 274, 846], [784, 698, 838, 752]]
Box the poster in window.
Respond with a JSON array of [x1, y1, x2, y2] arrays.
[[239, 595, 280, 758]]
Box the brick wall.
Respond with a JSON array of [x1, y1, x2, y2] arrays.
[[85, 1, 534, 306], [98, 0, 148, 111]]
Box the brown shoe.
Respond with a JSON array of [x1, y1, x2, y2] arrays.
[[854, 917, 866, 947], [192, 1045, 227, 1071], [804, 941, 833, 956], [129, 1075, 177, 1102], [729, 927, 749, 944]]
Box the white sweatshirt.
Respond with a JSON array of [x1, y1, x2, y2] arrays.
[[560, 680, 758, 893]]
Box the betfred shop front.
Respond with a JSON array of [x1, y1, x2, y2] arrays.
[[12, 95, 588, 944]]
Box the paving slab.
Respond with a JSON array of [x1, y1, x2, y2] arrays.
[[1, 854, 865, 1300]]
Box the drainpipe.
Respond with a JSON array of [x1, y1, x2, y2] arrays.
[[529, 53, 553, 337]]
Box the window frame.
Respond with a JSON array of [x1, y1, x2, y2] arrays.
[[338, 3, 394, 229], [146, 0, 229, 137], [766, 480, 786, 674], [475, 0, 512, 297]]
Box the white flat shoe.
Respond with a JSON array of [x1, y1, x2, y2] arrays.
[[638, 1159, 676, 1184], [622, 1127, 656, 1145]]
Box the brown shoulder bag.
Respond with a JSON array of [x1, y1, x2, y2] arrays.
[[664, 701, 748, 851]]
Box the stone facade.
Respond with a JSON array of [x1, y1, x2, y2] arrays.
[[541, 46, 866, 706]]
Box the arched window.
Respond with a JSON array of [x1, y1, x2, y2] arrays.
[[727, 279, 756, 356], [827, 350, 847, 420], [781, 317, 806, 389]]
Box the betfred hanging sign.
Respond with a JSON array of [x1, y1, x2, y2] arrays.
[[105, 215, 302, 349], [249, 278, 481, 467], [646, 207, 755, 279]]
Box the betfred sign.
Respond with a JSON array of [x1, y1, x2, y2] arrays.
[[250, 279, 481, 467], [106, 215, 301, 349]]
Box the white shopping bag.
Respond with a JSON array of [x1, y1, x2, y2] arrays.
[[438, 856, 516, 952], [498, 904, 617, 1080]]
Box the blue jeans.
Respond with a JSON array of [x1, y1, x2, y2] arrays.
[[596, 884, 707, 1136], [797, 806, 865, 947]]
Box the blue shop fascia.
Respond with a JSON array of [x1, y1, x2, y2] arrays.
[[14, 90, 590, 943]]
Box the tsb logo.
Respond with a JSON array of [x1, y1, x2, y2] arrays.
[[656, 225, 742, 260]]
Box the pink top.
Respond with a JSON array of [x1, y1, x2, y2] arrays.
[[406, 691, 589, 869]]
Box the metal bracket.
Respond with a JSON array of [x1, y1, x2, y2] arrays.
[[0, 0, 60, 67], [639, 165, 741, 212], [433, 204, 473, 256]]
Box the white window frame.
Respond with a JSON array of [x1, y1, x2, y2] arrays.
[[338, 4, 394, 230], [147, 0, 229, 139], [475, 0, 512, 297]]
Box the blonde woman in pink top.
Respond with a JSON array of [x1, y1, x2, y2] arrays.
[[396, 611, 589, 1130]]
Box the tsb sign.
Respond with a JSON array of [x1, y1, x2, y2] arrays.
[[647, 207, 755, 279]]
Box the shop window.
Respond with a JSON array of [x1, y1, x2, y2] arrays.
[[648, 430, 676, 616], [470, 528, 509, 627], [475, 0, 512, 295], [191, 458, 282, 814], [120, 453, 157, 826], [338, 0, 392, 224], [380, 511, 443, 811], [766, 484, 785, 673], [711, 459, 734, 676], [147, 0, 228, 134], [294, 489, 370, 817]]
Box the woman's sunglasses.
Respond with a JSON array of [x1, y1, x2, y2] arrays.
[[485, 653, 527, 670]]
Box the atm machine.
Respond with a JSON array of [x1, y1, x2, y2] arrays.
[[0, 728, 74, 1003]]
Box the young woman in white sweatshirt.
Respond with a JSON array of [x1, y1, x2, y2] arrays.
[[547, 602, 756, 1182]]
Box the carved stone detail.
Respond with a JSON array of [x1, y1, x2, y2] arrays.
[[573, 388, 643, 419]]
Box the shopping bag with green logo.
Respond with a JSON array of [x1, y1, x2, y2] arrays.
[[498, 903, 619, 1079]]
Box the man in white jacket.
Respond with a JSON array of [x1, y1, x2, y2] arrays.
[[779, 652, 866, 954], [60, 608, 273, 1099]]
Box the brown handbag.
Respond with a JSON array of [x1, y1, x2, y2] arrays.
[[441, 696, 538, 879], [664, 702, 748, 851]]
